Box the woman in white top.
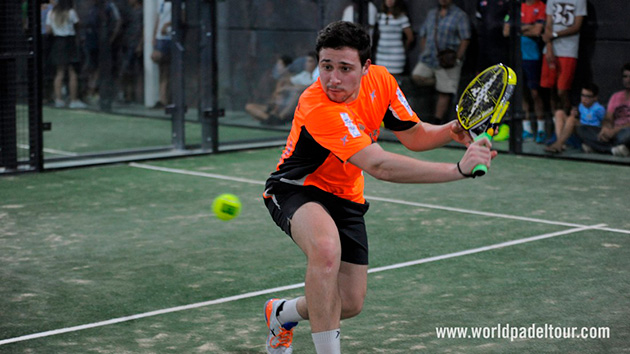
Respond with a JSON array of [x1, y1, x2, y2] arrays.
[[374, 0, 414, 75], [46, 0, 86, 108]]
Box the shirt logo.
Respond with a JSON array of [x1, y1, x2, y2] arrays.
[[396, 88, 414, 116], [340, 112, 362, 138], [341, 134, 348, 146], [370, 90, 376, 101]]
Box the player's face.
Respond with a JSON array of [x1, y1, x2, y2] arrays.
[[318, 47, 370, 104]]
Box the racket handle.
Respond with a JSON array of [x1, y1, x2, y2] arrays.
[[472, 132, 492, 177]]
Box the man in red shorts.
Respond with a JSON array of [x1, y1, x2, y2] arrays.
[[261, 21, 496, 354], [541, 0, 587, 118]]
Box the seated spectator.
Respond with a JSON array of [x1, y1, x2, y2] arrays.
[[578, 63, 630, 156], [246, 52, 318, 125], [545, 83, 605, 153]]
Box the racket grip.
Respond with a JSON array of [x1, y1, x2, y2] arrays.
[[472, 132, 492, 177]]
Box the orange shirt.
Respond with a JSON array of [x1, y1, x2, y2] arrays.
[[267, 65, 420, 203]]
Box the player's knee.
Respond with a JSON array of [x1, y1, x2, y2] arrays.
[[307, 239, 341, 273], [342, 296, 365, 319]]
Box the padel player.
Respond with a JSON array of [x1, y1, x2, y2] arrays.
[[262, 21, 496, 354]]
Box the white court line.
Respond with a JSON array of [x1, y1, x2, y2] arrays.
[[3, 163, 622, 346], [17, 144, 79, 157], [129, 163, 630, 235], [0, 223, 605, 346]]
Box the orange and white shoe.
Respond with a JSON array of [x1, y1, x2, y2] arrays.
[[264, 298, 298, 354]]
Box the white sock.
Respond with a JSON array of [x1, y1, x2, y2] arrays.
[[523, 121, 532, 133], [312, 329, 341, 354], [537, 120, 546, 132], [277, 298, 305, 324]]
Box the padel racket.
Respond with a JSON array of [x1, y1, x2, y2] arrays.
[[456, 64, 517, 177]]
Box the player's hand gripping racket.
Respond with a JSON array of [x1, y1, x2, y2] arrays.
[[456, 64, 517, 177]]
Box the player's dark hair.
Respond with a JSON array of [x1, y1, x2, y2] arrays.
[[623, 62, 630, 73], [582, 82, 599, 96], [315, 21, 371, 66]]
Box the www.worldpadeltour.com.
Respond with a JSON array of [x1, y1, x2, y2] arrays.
[[436, 323, 610, 341]]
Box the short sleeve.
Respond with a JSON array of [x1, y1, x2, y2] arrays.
[[607, 93, 620, 115], [400, 15, 411, 29], [70, 9, 79, 24], [536, 3, 547, 22], [576, 0, 588, 16]]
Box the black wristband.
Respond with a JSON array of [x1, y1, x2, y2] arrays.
[[457, 162, 475, 178]]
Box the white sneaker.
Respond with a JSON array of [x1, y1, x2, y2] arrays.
[[581, 143, 594, 154], [264, 299, 297, 354], [69, 100, 88, 109], [54, 99, 65, 108], [611, 144, 629, 157]]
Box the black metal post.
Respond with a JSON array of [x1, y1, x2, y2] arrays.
[[508, 0, 523, 154], [171, 0, 186, 150], [200, 0, 219, 152], [30, 0, 44, 171]]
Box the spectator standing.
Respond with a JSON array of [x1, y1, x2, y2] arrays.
[[151, 0, 173, 109], [541, 0, 587, 118], [475, 0, 510, 70], [412, 0, 471, 123], [504, 0, 547, 142], [83, 0, 122, 109], [120, 0, 143, 103], [46, 0, 87, 109], [578, 63, 630, 156], [374, 0, 414, 75]]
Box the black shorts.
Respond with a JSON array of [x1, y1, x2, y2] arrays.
[[263, 182, 370, 265]]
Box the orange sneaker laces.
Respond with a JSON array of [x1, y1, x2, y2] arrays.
[[270, 326, 294, 348]]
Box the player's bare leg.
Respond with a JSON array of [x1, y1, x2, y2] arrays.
[[338, 261, 368, 319], [291, 202, 343, 332], [291, 202, 369, 353]]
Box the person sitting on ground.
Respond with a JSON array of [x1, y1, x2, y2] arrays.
[[246, 52, 318, 125], [545, 83, 605, 153], [577, 62, 630, 156]]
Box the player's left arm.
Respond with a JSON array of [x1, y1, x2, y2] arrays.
[[394, 120, 471, 152], [349, 138, 495, 183]]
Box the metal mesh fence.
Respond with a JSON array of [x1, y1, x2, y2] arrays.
[[2, 0, 629, 174]]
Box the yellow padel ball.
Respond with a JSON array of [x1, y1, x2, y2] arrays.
[[212, 193, 242, 221]]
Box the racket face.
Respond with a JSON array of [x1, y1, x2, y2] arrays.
[[456, 65, 509, 131]]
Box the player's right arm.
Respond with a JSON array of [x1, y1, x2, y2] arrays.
[[348, 139, 496, 183], [394, 120, 472, 152]]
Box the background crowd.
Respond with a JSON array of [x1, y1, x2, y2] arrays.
[[36, 0, 629, 157]]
